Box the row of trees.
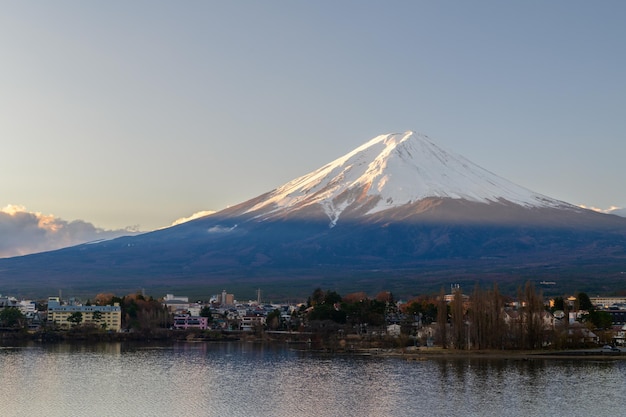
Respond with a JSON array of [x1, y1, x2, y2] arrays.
[[441, 282, 546, 350], [299, 282, 614, 350]]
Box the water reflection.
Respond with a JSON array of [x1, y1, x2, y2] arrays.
[[1, 343, 626, 416]]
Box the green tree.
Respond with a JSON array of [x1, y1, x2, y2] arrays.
[[309, 303, 346, 323], [200, 306, 213, 320], [324, 290, 342, 305], [66, 312, 83, 327], [589, 310, 613, 329], [92, 310, 103, 323], [552, 296, 565, 313], [0, 307, 25, 328], [266, 309, 282, 330], [343, 298, 386, 328], [404, 298, 437, 325], [309, 288, 325, 307], [307, 289, 346, 324], [577, 292, 594, 311]]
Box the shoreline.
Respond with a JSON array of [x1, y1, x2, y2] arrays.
[[2, 330, 624, 360], [375, 346, 626, 361]]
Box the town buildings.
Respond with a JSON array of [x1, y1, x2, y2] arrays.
[[1, 287, 626, 350]]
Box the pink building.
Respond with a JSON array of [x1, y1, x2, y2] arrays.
[[172, 315, 209, 330]]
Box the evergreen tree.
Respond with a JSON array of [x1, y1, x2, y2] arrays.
[[577, 292, 594, 311], [66, 312, 83, 327], [0, 307, 25, 328]]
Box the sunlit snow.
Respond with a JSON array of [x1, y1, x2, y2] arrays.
[[245, 131, 573, 225]]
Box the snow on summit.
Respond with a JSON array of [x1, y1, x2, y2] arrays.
[[246, 131, 573, 225]]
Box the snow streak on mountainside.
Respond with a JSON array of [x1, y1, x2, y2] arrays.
[[245, 131, 576, 226]]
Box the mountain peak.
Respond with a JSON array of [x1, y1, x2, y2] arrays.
[[243, 131, 574, 226], [4, 132, 626, 299]]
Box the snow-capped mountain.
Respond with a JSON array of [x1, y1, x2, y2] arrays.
[[227, 131, 579, 227], [2, 130, 626, 299]]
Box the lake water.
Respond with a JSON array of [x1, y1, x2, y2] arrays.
[[1, 342, 625, 417]]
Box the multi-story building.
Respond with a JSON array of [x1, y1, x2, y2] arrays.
[[590, 296, 626, 309], [172, 315, 209, 330], [163, 294, 194, 314], [220, 290, 235, 306], [605, 308, 626, 325], [18, 300, 36, 315], [47, 297, 122, 331], [240, 313, 265, 331]]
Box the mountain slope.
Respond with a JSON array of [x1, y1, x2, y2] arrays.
[[1, 131, 626, 299], [234, 131, 577, 226]]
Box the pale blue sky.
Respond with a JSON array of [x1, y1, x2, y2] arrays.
[[1, 1, 625, 231]]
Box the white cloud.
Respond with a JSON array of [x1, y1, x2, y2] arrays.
[[171, 210, 215, 226], [608, 208, 626, 218], [0, 205, 140, 258], [579, 205, 626, 217]]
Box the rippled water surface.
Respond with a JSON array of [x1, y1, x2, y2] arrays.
[[1, 342, 625, 416]]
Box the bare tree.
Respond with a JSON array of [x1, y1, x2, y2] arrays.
[[488, 283, 506, 349], [436, 287, 448, 348], [470, 284, 487, 349], [469, 282, 507, 350], [451, 287, 465, 349], [518, 281, 545, 349]]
